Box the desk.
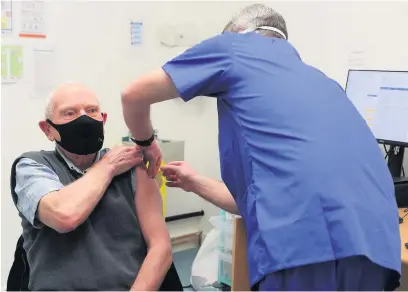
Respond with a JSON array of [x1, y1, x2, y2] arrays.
[[398, 208, 408, 290], [232, 211, 408, 291], [399, 209, 408, 263], [232, 217, 250, 291]]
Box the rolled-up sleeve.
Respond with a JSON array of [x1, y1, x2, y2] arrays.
[[15, 158, 64, 228], [162, 34, 233, 102]]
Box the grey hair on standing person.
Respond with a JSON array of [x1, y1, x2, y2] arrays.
[[222, 4, 288, 40]]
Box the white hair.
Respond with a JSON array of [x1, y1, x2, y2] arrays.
[[44, 82, 99, 120], [44, 92, 55, 120], [223, 4, 288, 39]]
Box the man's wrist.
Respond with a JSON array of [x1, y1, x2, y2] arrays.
[[94, 159, 115, 179]]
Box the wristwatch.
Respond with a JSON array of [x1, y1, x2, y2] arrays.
[[131, 133, 155, 147]]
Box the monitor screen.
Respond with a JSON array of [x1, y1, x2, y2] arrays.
[[345, 70, 408, 146]]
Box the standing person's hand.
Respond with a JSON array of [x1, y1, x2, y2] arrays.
[[160, 161, 198, 192], [140, 140, 162, 178], [99, 145, 143, 177], [162, 161, 239, 214]]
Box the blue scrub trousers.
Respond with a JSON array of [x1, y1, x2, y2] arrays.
[[257, 256, 397, 291]]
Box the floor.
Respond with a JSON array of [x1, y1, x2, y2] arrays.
[[173, 247, 199, 290]]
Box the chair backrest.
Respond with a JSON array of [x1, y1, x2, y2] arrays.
[[160, 262, 184, 291], [7, 235, 183, 291], [7, 235, 29, 291]]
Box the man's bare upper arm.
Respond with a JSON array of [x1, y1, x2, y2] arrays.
[[135, 166, 169, 247]]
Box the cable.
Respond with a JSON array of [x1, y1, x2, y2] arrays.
[[383, 145, 405, 177], [383, 144, 390, 160], [400, 209, 408, 224]]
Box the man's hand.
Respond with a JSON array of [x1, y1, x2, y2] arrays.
[[37, 145, 142, 233], [161, 161, 198, 192], [99, 145, 143, 177], [141, 140, 162, 178]]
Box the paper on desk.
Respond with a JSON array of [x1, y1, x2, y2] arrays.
[[32, 48, 56, 99]]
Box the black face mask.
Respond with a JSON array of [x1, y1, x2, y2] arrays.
[[46, 114, 104, 155]]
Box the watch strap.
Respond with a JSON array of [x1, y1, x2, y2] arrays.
[[131, 134, 155, 147]]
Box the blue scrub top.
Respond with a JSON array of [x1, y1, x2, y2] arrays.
[[162, 32, 401, 287]]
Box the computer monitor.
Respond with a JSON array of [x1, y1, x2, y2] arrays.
[[345, 70, 408, 146], [345, 70, 408, 177]]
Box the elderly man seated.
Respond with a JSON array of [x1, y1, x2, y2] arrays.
[[10, 83, 174, 291]]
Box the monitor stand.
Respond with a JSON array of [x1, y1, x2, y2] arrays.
[[387, 145, 405, 178], [384, 145, 408, 208]]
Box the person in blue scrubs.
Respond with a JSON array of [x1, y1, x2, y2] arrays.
[[121, 4, 401, 290]]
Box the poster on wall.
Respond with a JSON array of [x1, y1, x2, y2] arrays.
[[19, 0, 46, 38], [1, 45, 23, 84], [130, 21, 143, 46], [32, 48, 56, 99], [1, 0, 13, 34]]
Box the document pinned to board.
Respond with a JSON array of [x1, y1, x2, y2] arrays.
[[32, 48, 56, 99]]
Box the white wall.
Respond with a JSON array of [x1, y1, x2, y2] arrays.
[[1, 0, 408, 285]]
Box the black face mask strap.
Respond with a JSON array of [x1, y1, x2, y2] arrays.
[[46, 119, 57, 127]]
